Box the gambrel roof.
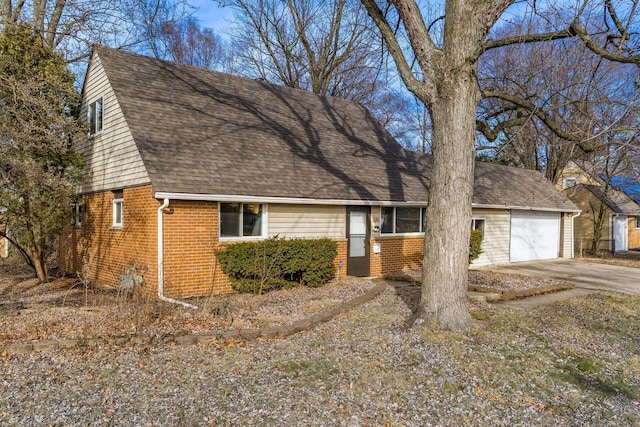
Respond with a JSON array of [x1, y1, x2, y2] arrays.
[[89, 46, 577, 211]]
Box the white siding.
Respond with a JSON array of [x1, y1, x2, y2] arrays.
[[268, 204, 346, 239], [79, 52, 149, 193], [562, 213, 574, 258], [470, 208, 511, 267]]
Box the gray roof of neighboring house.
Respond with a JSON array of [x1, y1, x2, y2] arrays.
[[581, 184, 640, 215], [93, 46, 578, 211], [569, 160, 640, 214]]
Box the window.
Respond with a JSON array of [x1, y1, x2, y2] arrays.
[[112, 190, 123, 227], [471, 218, 485, 236], [73, 201, 85, 227], [220, 202, 264, 238], [380, 207, 426, 234], [636, 216, 640, 229], [562, 178, 577, 190], [89, 97, 103, 135]]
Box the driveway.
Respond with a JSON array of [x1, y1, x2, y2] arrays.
[[485, 259, 640, 308]]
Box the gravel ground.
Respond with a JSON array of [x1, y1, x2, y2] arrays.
[[2, 257, 639, 425], [2, 287, 639, 426], [0, 258, 374, 345], [388, 269, 568, 293]]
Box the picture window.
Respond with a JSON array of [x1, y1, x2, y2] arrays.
[[380, 207, 426, 234], [220, 202, 264, 238]]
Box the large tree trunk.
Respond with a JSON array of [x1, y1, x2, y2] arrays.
[[411, 73, 478, 333], [27, 246, 49, 283]]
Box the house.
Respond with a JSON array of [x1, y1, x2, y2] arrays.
[[59, 47, 579, 300], [557, 160, 640, 253]]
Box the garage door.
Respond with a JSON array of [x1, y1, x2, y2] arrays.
[[510, 210, 560, 262]]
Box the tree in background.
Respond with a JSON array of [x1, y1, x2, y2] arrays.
[[147, 16, 228, 70], [476, 15, 640, 183], [359, 0, 640, 332], [0, 25, 86, 282], [223, 0, 411, 141], [0, 0, 192, 62]]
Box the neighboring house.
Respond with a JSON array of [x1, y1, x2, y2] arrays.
[[557, 160, 640, 252], [59, 47, 579, 300]]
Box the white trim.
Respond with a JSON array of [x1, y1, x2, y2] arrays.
[[155, 192, 580, 213], [483, 204, 580, 213], [112, 197, 123, 227], [157, 192, 426, 206]]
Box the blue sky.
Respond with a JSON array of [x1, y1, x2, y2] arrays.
[[190, 0, 234, 33]]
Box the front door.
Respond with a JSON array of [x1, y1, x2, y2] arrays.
[[347, 206, 370, 276]]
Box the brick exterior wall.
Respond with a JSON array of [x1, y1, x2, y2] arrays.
[[370, 236, 424, 277], [162, 200, 230, 298], [60, 190, 351, 299], [333, 239, 348, 278], [59, 185, 158, 295]]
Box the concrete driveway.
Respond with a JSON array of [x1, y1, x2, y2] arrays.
[[484, 259, 640, 308]]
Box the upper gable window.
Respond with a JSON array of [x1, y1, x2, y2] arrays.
[[89, 97, 103, 135], [562, 178, 577, 190]]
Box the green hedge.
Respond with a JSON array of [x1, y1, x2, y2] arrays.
[[217, 237, 338, 294], [469, 229, 483, 263]]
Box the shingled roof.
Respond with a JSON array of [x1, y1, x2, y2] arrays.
[[93, 46, 577, 211]]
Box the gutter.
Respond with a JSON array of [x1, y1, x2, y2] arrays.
[[154, 192, 580, 213], [157, 198, 197, 309]]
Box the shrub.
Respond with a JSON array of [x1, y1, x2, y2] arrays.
[[217, 237, 338, 294], [469, 229, 483, 263]]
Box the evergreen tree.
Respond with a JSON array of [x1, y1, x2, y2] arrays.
[[0, 25, 85, 282]]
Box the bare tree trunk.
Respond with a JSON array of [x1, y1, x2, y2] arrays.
[[33, 255, 48, 282], [411, 75, 477, 332]]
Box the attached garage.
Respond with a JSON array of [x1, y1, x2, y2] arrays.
[[510, 210, 560, 262]]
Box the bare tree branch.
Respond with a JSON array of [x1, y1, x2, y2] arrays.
[[570, 19, 640, 65], [359, 0, 433, 104], [473, 28, 575, 63]]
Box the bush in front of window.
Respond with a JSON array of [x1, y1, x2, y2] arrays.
[[217, 237, 338, 294], [469, 229, 483, 263]]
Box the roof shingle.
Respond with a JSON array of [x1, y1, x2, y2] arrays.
[[94, 46, 577, 211]]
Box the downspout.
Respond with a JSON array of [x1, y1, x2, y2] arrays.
[[570, 211, 581, 259], [158, 198, 198, 309]]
